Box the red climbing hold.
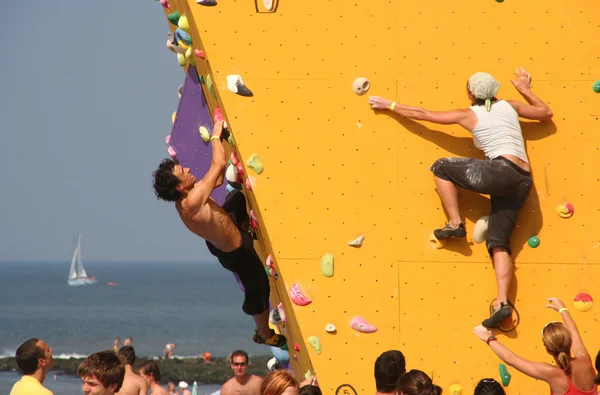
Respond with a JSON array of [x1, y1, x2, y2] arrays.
[[194, 49, 206, 59], [214, 107, 224, 123]]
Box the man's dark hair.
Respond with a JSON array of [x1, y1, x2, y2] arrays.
[[15, 338, 44, 375], [474, 378, 506, 395], [153, 158, 182, 202], [78, 350, 125, 392], [231, 350, 249, 364], [374, 350, 406, 393], [299, 385, 322, 395], [118, 346, 136, 365]]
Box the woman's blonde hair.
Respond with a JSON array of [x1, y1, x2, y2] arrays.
[[542, 322, 573, 375], [261, 370, 299, 395]]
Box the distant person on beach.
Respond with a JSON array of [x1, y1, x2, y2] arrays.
[[138, 361, 168, 395], [152, 120, 286, 348], [117, 346, 148, 395], [221, 350, 263, 395], [179, 381, 192, 395], [167, 379, 179, 395], [124, 337, 133, 347], [113, 338, 121, 352], [164, 343, 177, 359], [10, 338, 54, 395], [78, 350, 125, 395]]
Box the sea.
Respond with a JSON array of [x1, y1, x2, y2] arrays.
[[0, 261, 271, 394]]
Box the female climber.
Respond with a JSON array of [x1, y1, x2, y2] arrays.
[[368, 67, 553, 328], [473, 297, 597, 395]]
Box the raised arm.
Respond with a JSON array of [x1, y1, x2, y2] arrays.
[[506, 67, 553, 121], [547, 297, 590, 359], [184, 121, 227, 211], [368, 96, 474, 130], [473, 325, 557, 382]]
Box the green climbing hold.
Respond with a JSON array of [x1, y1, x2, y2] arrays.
[[304, 370, 312, 380], [320, 253, 334, 277], [307, 336, 321, 355], [495, 0, 504, 2], [593, 80, 600, 93], [281, 344, 289, 351], [167, 11, 180, 25], [207, 75, 216, 97], [247, 153, 264, 175], [265, 267, 271, 276], [228, 135, 236, 147], [528, 236, 540, 248], [199, 75, 205, 84], [499, 364, 511, 386]]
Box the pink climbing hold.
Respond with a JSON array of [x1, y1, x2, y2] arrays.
[[250, 209, 258, 230], [194, 49, 206, 59], [350, 316, 377, 333], [168, 146, 177, 158], [277, 302, 286, 322], [290, 284, 312, 306], [266, 255, 274, 267], [214, 107, 224, 123], [159, 0, 170, 8], [236, 162, 245, 177], [294, 343, 300, 352], [245, 178, 253, 191], [165, 135, 171, 144], [230, 151, 239, 166]]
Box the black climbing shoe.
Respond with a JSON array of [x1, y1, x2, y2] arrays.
[[482, 302, 513, 328], [433, 222, 466, 239]]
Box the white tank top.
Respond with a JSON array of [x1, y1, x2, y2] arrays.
[[469, 100, 529, 164]]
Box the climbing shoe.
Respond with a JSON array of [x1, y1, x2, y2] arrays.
[[482, 302, 513, 328], [252, 329, 287, 348], [433, 222, 466, 239]]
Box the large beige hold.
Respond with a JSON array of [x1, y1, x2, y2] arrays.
[[472, 216, 489, 244]]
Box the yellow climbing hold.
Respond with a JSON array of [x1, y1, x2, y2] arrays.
[[172, 112, 177, 123], [178, 15, 190, 32], [177, 53, 187, 67], [449, 384, 462, 395], [199, 126, 210, 142], [185, 47, 196, 66], [307, 336, 321, 354], [247, 153, 264, 175]]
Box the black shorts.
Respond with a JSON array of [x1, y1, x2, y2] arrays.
[[206, 190, 271, 316], [430, 156, 533, 256]]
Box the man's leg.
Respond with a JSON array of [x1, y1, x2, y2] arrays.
[[251, 309, 271, 340]]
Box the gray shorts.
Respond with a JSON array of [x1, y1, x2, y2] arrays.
[[430, 156, 533, 256]]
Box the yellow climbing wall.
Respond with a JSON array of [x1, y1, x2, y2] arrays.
[[161, 1, 600, 393]]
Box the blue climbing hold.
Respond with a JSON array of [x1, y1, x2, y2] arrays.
[[270, 346, 290, 362], [175, 28, 192, 45]]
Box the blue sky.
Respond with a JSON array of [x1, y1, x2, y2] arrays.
[[0, 1, 214, 262]]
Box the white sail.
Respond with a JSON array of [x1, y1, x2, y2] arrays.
[[68, 245, 78, 280], [76, 235, 88, 278]]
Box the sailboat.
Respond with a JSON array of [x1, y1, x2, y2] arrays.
[[67, 235, 98, 286]]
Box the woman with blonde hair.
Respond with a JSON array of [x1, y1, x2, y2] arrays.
[[261, 370, 299, 395], [474, 297, 597, 395]]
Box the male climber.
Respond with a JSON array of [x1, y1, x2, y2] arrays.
[[152, 120, 286, 348]]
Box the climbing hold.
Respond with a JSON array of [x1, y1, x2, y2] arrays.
[[227, 75, 254, 97], [556, 203, 575, 218], [185, 47, 196, 66], [178, 15, 190, 32], [277, 302, 286, 322], [168, 146, 177, 158], [250, 209, 258, 230], [172, 112, 177, 123], [320, 253, 334, 277], [347, 235, 365, 247], [225, 164, 239, 183], [527, 236, 540, 248], [350, 316, 377, 333], [594, 81, 600, 93], [263, 0, 274, 11], [499, 364, 511, 386], [429, 233, 446, 249], [166, 40, 176, 53], [167, 11, 180, 26], [199, 126, 210, 142], [245, 178, 253, 191], [247, 154, 264, 175], [473, 215, 489, 244], [197, 0, 217, 5], [495, 0, 504, 2], [195, 49, 205, 59], [352, 77, 370, 95], [449, 384, 462, 395], [307, 336, 321, 355], [165, 135, 171, 144], [325, 324, 337, 333], [177, 53, 187, 67], [269, 309, 282, 325], [198, 75, 205, 84], [226, 184, 236, 194], [235, 162, 245, 178], [294, 343, 300, 352], [214, 107, 224, 122], [267, 357, 277, 371], [573, 293, 594, 312], [206, 75, 216, 97], [230, 152, 239, 166], [167, 37, 185, 54], [175, 28, 192, 45], [228, 134, 236, 147], [270, 346, 290, 363], [266, 255, 274, 267], [290, 284, 312, 306], [159, 0, 170, 8], [178, 84, 183, 98], [304, 371, 313, 380]]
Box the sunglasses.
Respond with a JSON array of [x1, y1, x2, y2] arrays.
[[232, 362, 248, 367]]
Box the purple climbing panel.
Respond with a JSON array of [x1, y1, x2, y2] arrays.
[[170, 65, 226, 205]]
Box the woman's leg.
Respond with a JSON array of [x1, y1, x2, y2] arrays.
[[434, 176, 462, 227]]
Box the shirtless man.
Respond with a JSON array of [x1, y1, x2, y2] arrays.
[[220, 350, 263, 395], [78, 350, 125, 395], [138, 361, 168, 395], [117, 346, 148, 395], [152, 120, 286, 348]]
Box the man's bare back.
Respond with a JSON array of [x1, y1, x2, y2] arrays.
[[150, 383, 169, 395], [221, 375, 263, 395], [177, 194, 242, 252], [119, 371, 148, 395]]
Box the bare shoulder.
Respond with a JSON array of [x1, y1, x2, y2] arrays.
[[220, 379, 235, 395], [250, 375, 264, 383]]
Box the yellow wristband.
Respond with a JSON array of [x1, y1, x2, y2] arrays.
[[210, 135, 220, 142], [559, 308, 568, 313], [390, 101, 397, 111]]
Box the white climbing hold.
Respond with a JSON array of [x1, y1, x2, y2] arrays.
[[473, 215, 489, 244], [357, 122, 363, 130], [352, 77, 370, 95], [325, 323, 337, 333], [165, 135, 171, 144], [199, 126, 210, 142], [225, 164, 239, 183], [348, 235, 365, 247], [168, 146, 177, 158], [263, 0, 274, 10], [226, 75, 253, 97]]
